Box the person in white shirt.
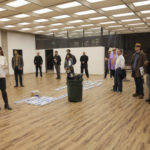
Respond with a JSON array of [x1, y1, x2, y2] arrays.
[[113, 49, 125, 92], [0, 47, 12, 110]]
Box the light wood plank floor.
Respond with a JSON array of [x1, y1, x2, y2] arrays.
[[0, 73, 150, 150]]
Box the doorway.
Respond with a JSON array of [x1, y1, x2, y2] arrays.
[[45, 49, 54, 72]]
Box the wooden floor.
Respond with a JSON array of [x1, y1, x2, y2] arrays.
[[0, 73, 150, 150]]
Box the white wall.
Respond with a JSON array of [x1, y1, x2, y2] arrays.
[[54, 47, 105, 75], [7, 32, 46, 75]]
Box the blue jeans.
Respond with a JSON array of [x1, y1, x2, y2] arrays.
[[134, 77, 143, 96], [113, 68, 123, 92]]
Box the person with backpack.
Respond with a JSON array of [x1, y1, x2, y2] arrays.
[[113, 49, 125, 93], [65, 49, 76, 74], [80, 52, 89, 78]]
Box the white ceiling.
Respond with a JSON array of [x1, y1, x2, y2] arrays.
[[0, 0, 150, 38]]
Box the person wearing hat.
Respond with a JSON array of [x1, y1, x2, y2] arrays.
[[131, 43, 146, 99]]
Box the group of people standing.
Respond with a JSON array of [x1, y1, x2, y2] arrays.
[[53, 49, 89, 79], [105, 43, 150, 103], [0, 48, 89, 110]]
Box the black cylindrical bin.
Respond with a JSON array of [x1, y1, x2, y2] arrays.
[[67, 78, 83, 102]]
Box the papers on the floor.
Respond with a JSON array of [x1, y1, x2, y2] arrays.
[[55, 80, 103, 91], [15, 94, 68, 106], [14, 79, 102, 106]]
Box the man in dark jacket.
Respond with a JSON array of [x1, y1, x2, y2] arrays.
[[131, 43, 146, 99], [53, 51, 61, 79], [12, 50, 24, 87], [34, 52, 43, 77], [80, 52, 89, 78], [145, 56, 150, 103]]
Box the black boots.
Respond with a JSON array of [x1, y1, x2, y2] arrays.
[[2, 90, 12, 110], [4, 104, 12, 110]]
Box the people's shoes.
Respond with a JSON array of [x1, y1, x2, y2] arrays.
[[133, 93, 139, 97], [20, 85, 24, 87], [139, 95, 144, 99], [14, 85, 18, 88], [5, 105, 12, 110], [145, 99, 150, 102]]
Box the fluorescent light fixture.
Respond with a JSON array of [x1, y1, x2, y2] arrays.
[[116, 28, 126, 30], [21, 28, 31, 31], [6, 0, 30, 8], [0, 18, 11, 22], [121, 18, 140, 22], [68, 20, 83, 23], [146, 17, 150, 19], [113, 12, 134, 17], [14, 14, 30, 18], [108, 25, 122, 28], [100, 21, 115, 24], [102, 5, 126, 11], [141, 10, 150, 14], [0, 8, 6, 11], [87, 0, 105, 3], [57, 1, 81, 9], [49, 29, 58, 31], [81, 24, 94, 27], [134, 26, 147, 29], [51, 23, 63, 26], [128, 23, 144, 26], [35, 26, 45, 28], [34, 19, 48, 22], [18, 22, 30, 25], [33, 8, 53, 14], [4, 25, 15, 28], [35, 31, 44, 33], [75, 10, 96, 15], [53, 15, 70, 19], [64, 26, 75, 29], [90, 27, 100, 30], [133, 0, 150, 6], [89, 16, 107, 20]]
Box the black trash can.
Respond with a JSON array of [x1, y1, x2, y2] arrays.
[[67, 75, 83, 102]]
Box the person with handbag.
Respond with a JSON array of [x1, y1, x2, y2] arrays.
[[113, 49, 125, 92], [0, 47, 12, 110], [12, 50, 24, 87]]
